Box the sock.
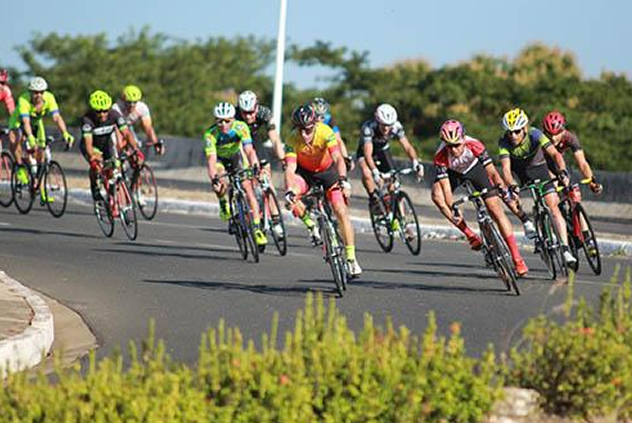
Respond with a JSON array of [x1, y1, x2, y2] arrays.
[[504, 234, 522, 263], [456, 220, 476, 239], [301, 213, 315, 229], [345, 245, 356, 262]]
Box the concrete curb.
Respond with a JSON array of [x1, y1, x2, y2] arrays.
[[0, 271, 55, 378], [67, 188, 632, 256]]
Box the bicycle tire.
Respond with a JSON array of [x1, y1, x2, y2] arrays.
[[230, 193, 248, 260], [135, 164, 158, 220], [264, 189, 287, 256], [94, 197, 115, 237], [0, 152, 14, 207], [484, 221, 520, 295], [535, 211, 556, 280], [574, 203, 601, 275], [11, 162, 34, 214], [563, 204, 580, 273], [395, 191, 421, 256], [242, 195, 260, 263], [544, 209, 567, 279], [319, 216, 345, 297], [368, 196, 393, 253], [116, 179, 138, 240], [44, 161, 67, 218]]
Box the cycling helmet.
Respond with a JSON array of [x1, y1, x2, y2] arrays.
[[123, 85, 142, 102], [238, 90, 258, 112], [542, 111, 566, 136], [375, 103, 398, 125], [291, 103, 316, 128], [89, 90, 113, 111], [214, 102, 236, 119], [502, 108, 529, 131], [0, 69, 8, 83], [312, 97, 330, 118], [28, 76, 48, 92], [439, 119, 465, 144]]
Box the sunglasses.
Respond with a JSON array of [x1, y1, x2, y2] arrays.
[[508, 129, 523, 135], [216, 119, 232, 125], [446, 143, 462, 149], [242, 109, 257, 115], [32, 91, 44, 95], [125, 101, 137, 106], [95, 109, 110, 114]]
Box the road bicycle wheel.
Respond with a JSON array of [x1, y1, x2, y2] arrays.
[[242, 196, 260, 263], [544, 209, 567, 279], [535, 212, 556, 280], [116, 179, 138, 241], [563, 205, 580, 273], [368, 196, 393, 253], [11, 162, 34, 214], [264, 189, 287, 256], [0, 152, 14, 207], [482, 221, 520, 295], [135, 164, 158, 220], [94, 196, 115, 237], [574, 203, 601, 275], [395, 191, 421, 256], [43, 161, 67, 218], [230, 194, 248, 260], [319, 216, 346, 297]]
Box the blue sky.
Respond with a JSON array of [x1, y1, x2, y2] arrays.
[[2, 0, 630, 87]]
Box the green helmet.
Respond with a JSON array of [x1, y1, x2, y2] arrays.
[[123, 85, 142, 102], [89, 90, 113, 111]]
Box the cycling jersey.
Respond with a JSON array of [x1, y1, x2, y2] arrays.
[[433, 137, 492, 180], [111, 100, 150, 126], [285, 122, 339, 173], [356, 119, 406, 158], [321, 113, 340, 134], [203, 120, 252, 158], [8, 91, 59, 133], [0, 85, 15, 115], [236, 104, 276, 161], [553, 130, 582, 154], [497, 127, 552, 168], [79, 109, 128, 161]]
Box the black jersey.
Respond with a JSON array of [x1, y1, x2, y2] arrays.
[[81, 109, 127, 148]]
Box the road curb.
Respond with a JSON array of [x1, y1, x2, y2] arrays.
[[0, 271, 55, 378], [68, 188, 632, 257]]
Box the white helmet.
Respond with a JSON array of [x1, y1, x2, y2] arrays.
[[214, 102, 236, 119], [375, 103, 398, 125], [238, 90, 258, 112], [28, 76, 48, 92]]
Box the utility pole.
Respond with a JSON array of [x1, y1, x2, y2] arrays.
[[272, 0, 288, 130]]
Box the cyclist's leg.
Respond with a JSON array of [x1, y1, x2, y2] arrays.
[[510, 164, 538, 237], [214, 159, 230, 220]]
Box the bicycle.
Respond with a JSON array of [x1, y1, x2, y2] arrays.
[[301, 183, 348, 297], [10, 135, 68, 217], [92, 157, 138, 240], [254, 160, 287, 256], [120, 148, 158, 220], [368, 167, 422, 255], [452, 185, 520, 295], [558, 179, 601, 275], [519, 178, 567, 280], [222, 168, 260, 263], [0, 126, 13, 207]]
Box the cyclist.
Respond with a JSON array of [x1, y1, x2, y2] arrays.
[[112, 85, 165, 156], [357, 103, 424, 223], [497, 108, 577, 265], [312, 97, 353, 170], [204, 101, 267, 247], [0, 68, 15, 116], [79, 90, 138, 202], [7, 76, 74, 195], [542, 111, 602, 194], [431, 120, 528, 276], [283, 103, 362, 277]]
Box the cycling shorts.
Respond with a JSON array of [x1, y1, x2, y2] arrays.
[[293, 164, 345, 207], [514, 162, 556, 195], [446, 160, 495, 199]]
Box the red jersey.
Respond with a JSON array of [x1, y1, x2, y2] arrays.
[[433, 136, 492, 181]]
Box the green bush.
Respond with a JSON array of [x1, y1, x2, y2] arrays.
[[0, 294, 501, 423], [505, 266, 632, 420]]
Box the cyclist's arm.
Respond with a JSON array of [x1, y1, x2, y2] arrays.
[[243, 142, 259, 169], [572, 150, 594, 181], [363, 141, 378, 171], [432, 178, 456, 221], [83, 134, 98, 161], [2, 89, 15, 115], [206, 152, 218, 181], [485, 162, 506, 188], [499, 157, 515, 187], [335, 132, 349, 159], [20, 115, 35, 139], [52, 112, 69, 135], [283, 154, 298, 193], [267, 127, 285, 161], [120, 126, 139, 150], [543, 143, 567, 175], [139, 115, 158, 145], [331, 146, 347, 180], [398, 135, 419, 162]]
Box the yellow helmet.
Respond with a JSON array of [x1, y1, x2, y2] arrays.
[[89, 90, 113, 111], [123, 85, 142, 102], [502, 108, 529, 131]]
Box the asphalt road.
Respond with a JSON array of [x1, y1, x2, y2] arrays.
[[0, 201, 630, 365]]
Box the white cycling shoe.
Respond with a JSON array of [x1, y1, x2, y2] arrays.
[[347, 259, 362, 278]]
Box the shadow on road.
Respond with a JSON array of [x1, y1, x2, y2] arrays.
[[94, 245, 244, 262], [0, 226, 102, 240], [142, 278, 337, 297]]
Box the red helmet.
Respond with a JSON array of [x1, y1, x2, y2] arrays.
[[542, 111, 566, 136], [0, 69, 8, 83]]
